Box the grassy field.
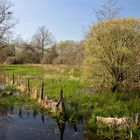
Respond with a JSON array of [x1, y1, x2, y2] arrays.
[[3, 64, 140, 118], [1, 64, 140, 138]]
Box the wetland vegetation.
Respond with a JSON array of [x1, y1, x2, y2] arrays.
[[0, 64, 139, 139], [0, 0, 140, 139]]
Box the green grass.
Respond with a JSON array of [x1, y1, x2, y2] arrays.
[[44, 78, 81, 100], [2, 64, 140, 117], [1, 64, 140, 139], [3, 64, 45, 77]]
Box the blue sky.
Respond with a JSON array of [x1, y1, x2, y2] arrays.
[[10, 0, 140, 41]]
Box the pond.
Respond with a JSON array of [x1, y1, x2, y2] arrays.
[[0, 103, 107, 140]]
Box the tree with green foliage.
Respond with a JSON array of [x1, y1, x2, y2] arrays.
[[83, 18, 140, 92], [54, 40, 84, 66]]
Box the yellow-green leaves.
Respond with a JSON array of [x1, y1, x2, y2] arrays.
[[83, 18, 140, 92]]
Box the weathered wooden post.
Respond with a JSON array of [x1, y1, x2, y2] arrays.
[[12, 74, 15, 84], [27, 78, 30, 95], [61, 89, 65, 113], [56, 89, 65, 113], [41, 82, 44, 100], [135, 113, 140, 125]]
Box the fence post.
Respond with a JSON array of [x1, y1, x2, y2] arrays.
[[12, 74, 15, 84], [27, 78, 30, 95], [56, 89, 65, 113], [41, 82, 44, 100], [60, 89, 65, 112]]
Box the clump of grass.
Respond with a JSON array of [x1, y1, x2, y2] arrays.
[[4, 85, 18, 95]]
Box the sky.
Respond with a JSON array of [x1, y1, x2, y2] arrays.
[[10, 0, 140, 42]]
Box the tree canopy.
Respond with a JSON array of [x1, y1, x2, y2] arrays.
[[83, 18, 140, 92]]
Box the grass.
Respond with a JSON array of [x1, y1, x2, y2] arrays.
[[2, 64, 140, 116], [3, 64, 45, 76], [1, 64, 140, 138]]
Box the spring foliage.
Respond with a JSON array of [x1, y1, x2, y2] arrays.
[[83, 18, 140, 92]]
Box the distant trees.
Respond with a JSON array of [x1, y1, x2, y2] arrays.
[[54, 40, 77, 64], [0, 45, 14, 63], [40, 40, 84, 65], [18, 43, 39, 63], [41, 44, 58, 64], [32, 26, 55, 62], [2, 39, 84, 65], [83, 18, 140, 92], [53, 40, 84, 66]]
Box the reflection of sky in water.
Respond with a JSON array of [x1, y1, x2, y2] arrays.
[[0, 104, 84, 140]]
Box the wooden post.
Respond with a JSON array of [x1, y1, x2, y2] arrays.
[[41, 82, 44, 100], [135, 113, 140, 125], [12, 74, 15, 84], [60, 89, 65, 112], [27, 78, 30, 95], [60, 89, 63, 99], [56, 89, 65, 113]]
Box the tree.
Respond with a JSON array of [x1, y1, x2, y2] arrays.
[[12, 35, 24, 55], [83, 18, 140, 92], [0, 0, 16, 49], [54, 40, 80, 65], [32, 26, 55, 60], [18, 43, 39, 63], [95, 0, 122, 21], [0, 45, 15, 63], [41, 44, 58, 64]]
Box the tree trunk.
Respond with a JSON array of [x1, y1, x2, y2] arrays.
[[111, 85, 118, 92]]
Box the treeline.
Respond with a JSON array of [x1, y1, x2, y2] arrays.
[[0, 38, 84, 66], [0, 0, 84, 66]]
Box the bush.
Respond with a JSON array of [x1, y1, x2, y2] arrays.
[[4, 57, 24, 64]]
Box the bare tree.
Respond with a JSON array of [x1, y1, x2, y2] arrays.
[[32, 26, 55, 59], [95, 0, 122, 21], [0, 0, 16, 49]]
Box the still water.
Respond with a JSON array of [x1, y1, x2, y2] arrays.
[[0, 104, 81, 140], [0, 103, 106, 140]]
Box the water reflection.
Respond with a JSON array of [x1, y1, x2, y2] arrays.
[[0, 104, 84, 140], [41, 114, 45, 123], [57, 120, 65, 140], [33, 109, 38, 118]]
